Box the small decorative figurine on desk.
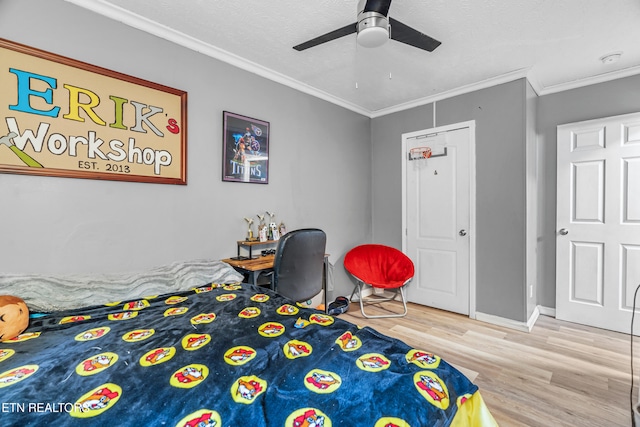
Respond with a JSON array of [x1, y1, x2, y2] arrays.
[[266, 211, 280, 241], [257, 214, 268, 242], [270, 223, 280, 240], [279, 221, 287, 237], [243, 217, 255, 241]]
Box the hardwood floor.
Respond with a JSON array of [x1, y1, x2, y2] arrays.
[[340, 301, 636, 426]]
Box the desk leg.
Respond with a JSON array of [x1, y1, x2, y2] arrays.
[[246, 270, 274, 289], [247, 271, 258, 287]]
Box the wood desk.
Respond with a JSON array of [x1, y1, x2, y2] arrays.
[[221, 254, 329, 312], [221, 254, 274, 287], [236, 240, 277, 259]]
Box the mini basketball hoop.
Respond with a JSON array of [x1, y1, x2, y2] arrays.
[[409, 146, 432, 161]]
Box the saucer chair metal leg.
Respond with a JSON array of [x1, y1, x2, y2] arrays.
[[349, 279, 408, 319], [397, 286, 408, 317], [349, 280, 361, 302], [361, 284, 407, 318], [349, 280, 366, 317]]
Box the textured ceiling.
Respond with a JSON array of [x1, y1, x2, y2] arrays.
[[66, 0, 640, 117]]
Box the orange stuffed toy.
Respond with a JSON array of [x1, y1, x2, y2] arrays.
[[0, 295, 29, 341]]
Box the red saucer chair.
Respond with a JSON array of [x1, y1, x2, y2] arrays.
[[344, 244, 415, 318]]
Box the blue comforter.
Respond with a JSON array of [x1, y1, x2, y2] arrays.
[[0, 282, 479, 426]]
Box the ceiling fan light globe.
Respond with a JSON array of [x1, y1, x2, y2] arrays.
[[357, 26, 389, 48]]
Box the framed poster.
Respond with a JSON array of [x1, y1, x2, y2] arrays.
[[0, 38, 187, 184], [222, 111, 269, 184]]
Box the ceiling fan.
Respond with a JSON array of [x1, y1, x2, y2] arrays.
[[293, 0, 441, 53]]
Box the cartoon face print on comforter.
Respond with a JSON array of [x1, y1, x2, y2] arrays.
[[0, 283, 478, 426]]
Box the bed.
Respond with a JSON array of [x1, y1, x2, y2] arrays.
[[0, 260, 496, 426]]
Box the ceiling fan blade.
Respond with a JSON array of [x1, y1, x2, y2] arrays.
[[293, 23, 357, 51], [389, 17, 441, 52], [363, 0, 392, 16]]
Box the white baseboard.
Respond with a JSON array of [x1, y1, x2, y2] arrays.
[[353, 287, 401, 302], [527, 306, 540, 331], [475, 306, 540, 333], [537, 305, 556, 317], [361, 288, 374, 297]]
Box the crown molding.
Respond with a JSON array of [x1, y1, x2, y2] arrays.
[[63, 0, 640, 120], [369, 64, 640, 117], [369, 68, 531, 118], [534, 65, 640, 96], [63, 0, 372, 117]]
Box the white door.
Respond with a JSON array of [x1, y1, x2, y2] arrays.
[[556, 112, 640, 333], [402, 122, 475, 316]]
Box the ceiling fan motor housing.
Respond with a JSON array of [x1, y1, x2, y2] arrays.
[[357, 11, 389, 48], [293, 0, 440, 53]]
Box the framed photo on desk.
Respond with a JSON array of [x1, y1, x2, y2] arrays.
[[222, 111, 269, 184]]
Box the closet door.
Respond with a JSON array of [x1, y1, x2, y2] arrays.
[[556, 112, 640, 333]]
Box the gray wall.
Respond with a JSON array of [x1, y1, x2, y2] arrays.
[[0, 0, 372, 298], [371, 104, 434, 245], [371, 80, 529, 322], [4, 0, 639, 320], [536, 73, 640, 308], [373, 74, 640, 320]]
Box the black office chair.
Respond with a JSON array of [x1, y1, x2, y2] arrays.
[[266, 228, 326, 302]]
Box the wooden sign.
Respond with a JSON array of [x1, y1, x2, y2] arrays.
[[0, 38, 187, 184]]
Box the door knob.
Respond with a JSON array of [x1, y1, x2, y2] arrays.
[[459, 229, 467, 236], [559, 228, 569, 235]]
